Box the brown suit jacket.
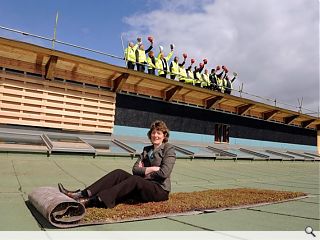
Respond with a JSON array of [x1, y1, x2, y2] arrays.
[[132, 142, 176, 192]]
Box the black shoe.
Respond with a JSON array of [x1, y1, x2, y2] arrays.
[[78, 196, 103, 208], [58, 183, 83, 200]]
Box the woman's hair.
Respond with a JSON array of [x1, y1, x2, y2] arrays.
[[147, 120, 170, 143]]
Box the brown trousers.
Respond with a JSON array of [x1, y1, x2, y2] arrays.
[[86, 169, 169, 208]]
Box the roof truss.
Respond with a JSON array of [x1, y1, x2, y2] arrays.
[[112, 73, 129, 92], [45, 55, 58, 80], [262, 110, 279, 121], [238, 104, 255, 116], [204, 96, 224, 109]]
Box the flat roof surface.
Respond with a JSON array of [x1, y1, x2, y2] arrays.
[[0, 152, 319, 232]]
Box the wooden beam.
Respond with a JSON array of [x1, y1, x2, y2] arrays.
[[301, 119, 316, 128], [0, 56, 43, 74], [164, 86, 182, 102], [237, 104, 254, 116], [112, 73, 129, 92], [284, 115, 299, 125], [204, 96, 224, 109], [35, 53, 45, 73], [262, 110, 279, 121], [45, 55, 58, 80]]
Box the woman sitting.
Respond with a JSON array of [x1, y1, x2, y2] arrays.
[[58, 120, 176, 208]]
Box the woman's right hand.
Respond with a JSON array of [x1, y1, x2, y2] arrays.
[[144, 166, 160, 175]]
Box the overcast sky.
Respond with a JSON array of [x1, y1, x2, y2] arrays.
[[0, 0, 319, 115]]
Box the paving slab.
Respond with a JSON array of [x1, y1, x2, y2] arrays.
[[0, 193, 40, 230], [0, 155, 19, 192], [11, 155, 67, 195], [167, 207, 319, 231], [233, 182, 319, 195], [249, 200, 320, 220]]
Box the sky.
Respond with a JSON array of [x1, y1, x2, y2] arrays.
[[0, 0, 319, 115]]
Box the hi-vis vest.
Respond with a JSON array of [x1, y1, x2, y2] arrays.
[[195, 71, 202, 84], [171, 61, 179, 75], [202, 73, 211, 87], [147, 57, 156, 69], [178, 66, 187, 81], [216, 78, 224, 92], [156, 51, 174, 75], [136, 49, 147, 63], [186, 69, 194, 84], [124, 43, 138, 63]]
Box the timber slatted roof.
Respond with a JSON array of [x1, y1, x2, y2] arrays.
[[0, 37, 319, 130]]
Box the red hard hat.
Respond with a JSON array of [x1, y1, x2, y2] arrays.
[[203, 58, 208, 64], [191, 58, 195, 64], [199, 62, 204, 68], [147, 36, 153, 42], [183, 53, 187, 58]]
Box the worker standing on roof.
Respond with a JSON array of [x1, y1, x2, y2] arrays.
[[209, 68, 218, 91], [185, 58, 195, 85], [124, 37, 141, 70], [202, 69, 211, 89], [220, 66, 235, 94], [170, 53, 186, 80], [157, 44, 174, 78], [194, 59, 207, 87], [224, 71, 238, 95], [147, 51, 157, 75], [178, 53, 188, 82], [136, 36, 153, 73], [215, 65, 225, 93], [169, 56, 179, 80], [193, 64, 202, 87]]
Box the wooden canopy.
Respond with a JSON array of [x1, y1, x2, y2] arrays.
[[0, 37, 319, 131]]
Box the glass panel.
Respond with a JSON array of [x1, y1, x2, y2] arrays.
[[47, 134, 91, 150], [84, 139, 131, 154], [243, 149, 268, 157], [119, 140, 149, 153], [175, 151, 190, 157], [258, 150, 282, 159], [227, 149, 254, 158], [0, 133, 45, 146], [175, 144, 213, 156], [47, 135, 84, 142], [0, 133, 47, 151]]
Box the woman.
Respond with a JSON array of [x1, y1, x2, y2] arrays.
[[58, 120, 176, 209]]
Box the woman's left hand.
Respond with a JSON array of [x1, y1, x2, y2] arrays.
[[138, 161, 144, 168]]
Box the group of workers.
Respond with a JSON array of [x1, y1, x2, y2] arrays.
[[124, 36, 238, 94]]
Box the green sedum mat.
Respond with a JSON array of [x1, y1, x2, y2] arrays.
[[28, 187, 307, 228]]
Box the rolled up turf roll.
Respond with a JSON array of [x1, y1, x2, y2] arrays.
[[28, 186, 85, 228]]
